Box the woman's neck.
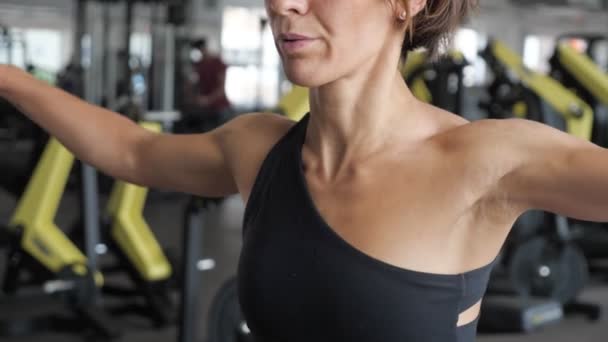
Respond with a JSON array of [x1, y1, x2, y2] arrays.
[[304, 68, 424, 182]]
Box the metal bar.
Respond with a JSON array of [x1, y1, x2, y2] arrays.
[[82, 165, 100, 281], [80, 0, 101, 301], [178, 198, 204, 342], [162, 24, 175, 111], [555, 215, 571, 241], [125, 0, 134, 97], [101, 2, 111, 107], [73, 0, 86, 65]]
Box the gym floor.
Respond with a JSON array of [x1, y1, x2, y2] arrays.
[[1, 187, 608, 342]]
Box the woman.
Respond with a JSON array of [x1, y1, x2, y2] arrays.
[[1, 0, 607, 341]]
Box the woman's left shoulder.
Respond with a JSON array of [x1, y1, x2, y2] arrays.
[[467, 116, 544, 129], [443, 117, 594, 174], [453, 117, 533, 134], [446, 117, 563, 146]]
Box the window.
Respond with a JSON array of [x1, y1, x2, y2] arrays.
[[130, 32, 152, 68], [0, 28, 64, 74], [221, 6, 280, 109], [523, 34, 555, 74], [0, 29, 27, 67], [25, 29, 63, 72], [452, 28, 488, 86]]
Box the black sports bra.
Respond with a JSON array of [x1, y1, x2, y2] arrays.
[[238, 114, 496, 341]]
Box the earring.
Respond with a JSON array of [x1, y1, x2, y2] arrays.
[[398, 10, 407, 21]]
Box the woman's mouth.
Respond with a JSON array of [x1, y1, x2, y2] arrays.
[[279, 33, 317, 54]]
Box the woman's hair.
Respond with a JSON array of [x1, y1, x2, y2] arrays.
[[400, 0, 478, 59]]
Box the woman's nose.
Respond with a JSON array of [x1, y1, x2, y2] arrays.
[[266, 0, 309, 17]]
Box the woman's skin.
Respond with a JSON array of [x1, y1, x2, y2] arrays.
[[1, 0, 608, 328]]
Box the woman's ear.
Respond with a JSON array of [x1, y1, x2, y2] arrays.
[[407, 0, 427, 17], [390, 0, 427, 21]]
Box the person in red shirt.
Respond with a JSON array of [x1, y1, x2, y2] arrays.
[[188, 38, 233, 131]]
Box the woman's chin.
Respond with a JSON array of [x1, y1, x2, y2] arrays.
[[283, 64, 328, 88]]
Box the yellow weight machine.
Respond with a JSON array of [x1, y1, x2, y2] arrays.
[[550, 41, 608, 146], [0, 122, 177, 337], [276, 85, 309, 122], [400, 50, 468, 115], [480, 39, 593, 140], [0, 137, 116, 338]]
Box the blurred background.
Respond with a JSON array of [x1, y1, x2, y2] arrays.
[[0, 0, 608, 341]]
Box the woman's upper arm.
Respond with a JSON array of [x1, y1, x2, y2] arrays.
[[130, 127, 235, 197], [498, 119, 608, 221], [129, 113, 292, 198]]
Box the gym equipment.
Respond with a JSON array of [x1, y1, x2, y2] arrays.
[[179, 196, 218, 342], [0, 138, 117, 339], [480, 39, 594, 139], [549, 42, 608, 146], [556, 33, 608, 68], [478, 39, 600, 333], [0, 101, 47, 199], [401, 50, 432, 103], [0, 0, 189, 337], [478, 297, 563, 333], [276, 85, 310, 122], [509, 236, 588, 304], [401, 50, 468, 115], [206, 276, 252, 342], [64, 121, 183, 328], [95, 122, 178, 326], [176, 195, 249, 342]]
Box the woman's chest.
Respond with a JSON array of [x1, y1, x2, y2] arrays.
[[301, 150, 510, 274]]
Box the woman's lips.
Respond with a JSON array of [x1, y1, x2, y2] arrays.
[[278, 33, 317, 54]]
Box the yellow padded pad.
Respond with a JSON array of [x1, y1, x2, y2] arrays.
[[490, 40, 594, 141], [555, 43, 608, 106]]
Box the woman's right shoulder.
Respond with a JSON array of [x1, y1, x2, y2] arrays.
[[226, 112, 296, 132], [216, 112, 297, 199], [219, 112, 297, 147]]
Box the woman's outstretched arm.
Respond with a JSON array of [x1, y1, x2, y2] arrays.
[[499, 119, 608, 222], [0, 64, 241, 197]]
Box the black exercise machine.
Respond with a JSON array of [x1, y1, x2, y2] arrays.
[[206, 275, 252, 342], [401, 50, 469, 115]]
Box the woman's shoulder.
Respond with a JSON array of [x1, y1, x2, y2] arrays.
[[438, 116, 563, 175], [425, 107, 547, 163], [217, 112, 298, 199], [445, 116, 549, 146], [432, 100, 540, 138], [220, 111, 297, 142], [219, 111, 298, 164]]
